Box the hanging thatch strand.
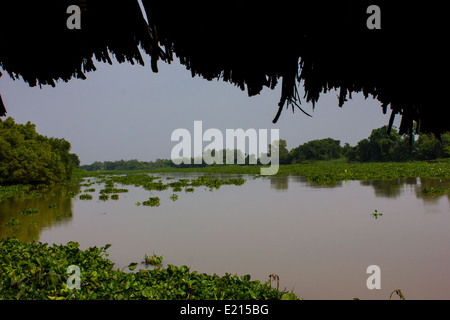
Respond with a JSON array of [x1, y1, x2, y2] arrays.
[[0, 94, 6, 117], [0, 1, 447, 136]]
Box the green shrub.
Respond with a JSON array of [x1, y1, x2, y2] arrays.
[[0, 117, 78, 185]]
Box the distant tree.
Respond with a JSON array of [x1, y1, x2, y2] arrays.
[[346, 125, 450, 162], [267, 139, 291, 164], [69, 153, 80, 168], [0, 117, 77, 185], [415, 132, 450, 160], [278, 139, 291, 164], [441, 133, 450, 158], [351, 126, 415, 162], [391, 135, 415, 161], [342, 142, 358, 162], [290, 138, 342, 162]]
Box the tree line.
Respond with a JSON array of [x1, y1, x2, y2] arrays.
[[0, 117, 80, 185], [80, 125, 449, 171], [3, 116, 446, 184], [342, 126, 450, 163], [280, 125, 449, 164]]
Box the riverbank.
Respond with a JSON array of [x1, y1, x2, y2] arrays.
[[2, 159, 449, 202], [75, 158, 450, 185]]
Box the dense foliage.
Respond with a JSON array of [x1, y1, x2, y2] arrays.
[[277, 159, 450, 185], [81, 158, 173, 171], [345, 126, 450, 162], [0, 117, 79, 185], [289, 138, 342, 163], [0, 239, 296, 300]]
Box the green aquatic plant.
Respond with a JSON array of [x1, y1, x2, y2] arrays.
[[371, 209, 383, 219], [66, 191, 77, 199], [422, 187, 449, 196], [111, 194, 119, 200], [143, 181, 169, 192], [0, 239, 295, 300], [30, 220, 39, 228], [227, 178, 246, 186], [170, 194, 178, 201], [20, 208, 40, 215], [0, 185, 30, 202], [80, 183, 95, 187], [6, 217, 21, 227], [169, 181, 187, 188], [79, 194, 93, 200], [48, 203, 57, 209], [81, 173, 248, 197], [142, 252, 164, 268], [83, 188, 96, 193], [185, 187, 194, 193], [99, 194, 109, 201], [104, 180, 115, 188], [142, 197, 160, 207], [100, 188, 128, 194]]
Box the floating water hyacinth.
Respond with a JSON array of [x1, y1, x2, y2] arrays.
[[79, 194, 93, 200], [371, 209, 383, 219], [142, 197, 160, 207], [6, 217, 21, 226], [20, 208, 40, 215], [99, 194, 109, 201]]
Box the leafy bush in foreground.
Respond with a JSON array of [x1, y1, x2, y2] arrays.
[[0, 239, 296, 300]]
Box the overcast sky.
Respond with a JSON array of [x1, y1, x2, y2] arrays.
[[0, 57, 399, 165]]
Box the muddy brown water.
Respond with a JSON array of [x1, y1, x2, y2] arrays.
[[1, 173, 449, 299]]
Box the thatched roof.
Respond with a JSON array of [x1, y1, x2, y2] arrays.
[[0, 1, 447, 136]]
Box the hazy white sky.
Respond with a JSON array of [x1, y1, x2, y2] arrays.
[[0, 57, 400, 165]]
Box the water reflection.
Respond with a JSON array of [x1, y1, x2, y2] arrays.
[[272, 175, 344, 190], [2, 176, 447, 243], [416, 177, 450, 203], [268, 175, 449, 203], [269, 175, 289, 191], [360, 179, 405, 198], [0, 184, 79, 241]]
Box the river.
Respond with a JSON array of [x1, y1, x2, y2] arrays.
[[1, 173, 449, 299]]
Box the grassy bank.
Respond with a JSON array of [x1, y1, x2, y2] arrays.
[[0, 238, 297, 300], [75, 158, 450, 185]]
